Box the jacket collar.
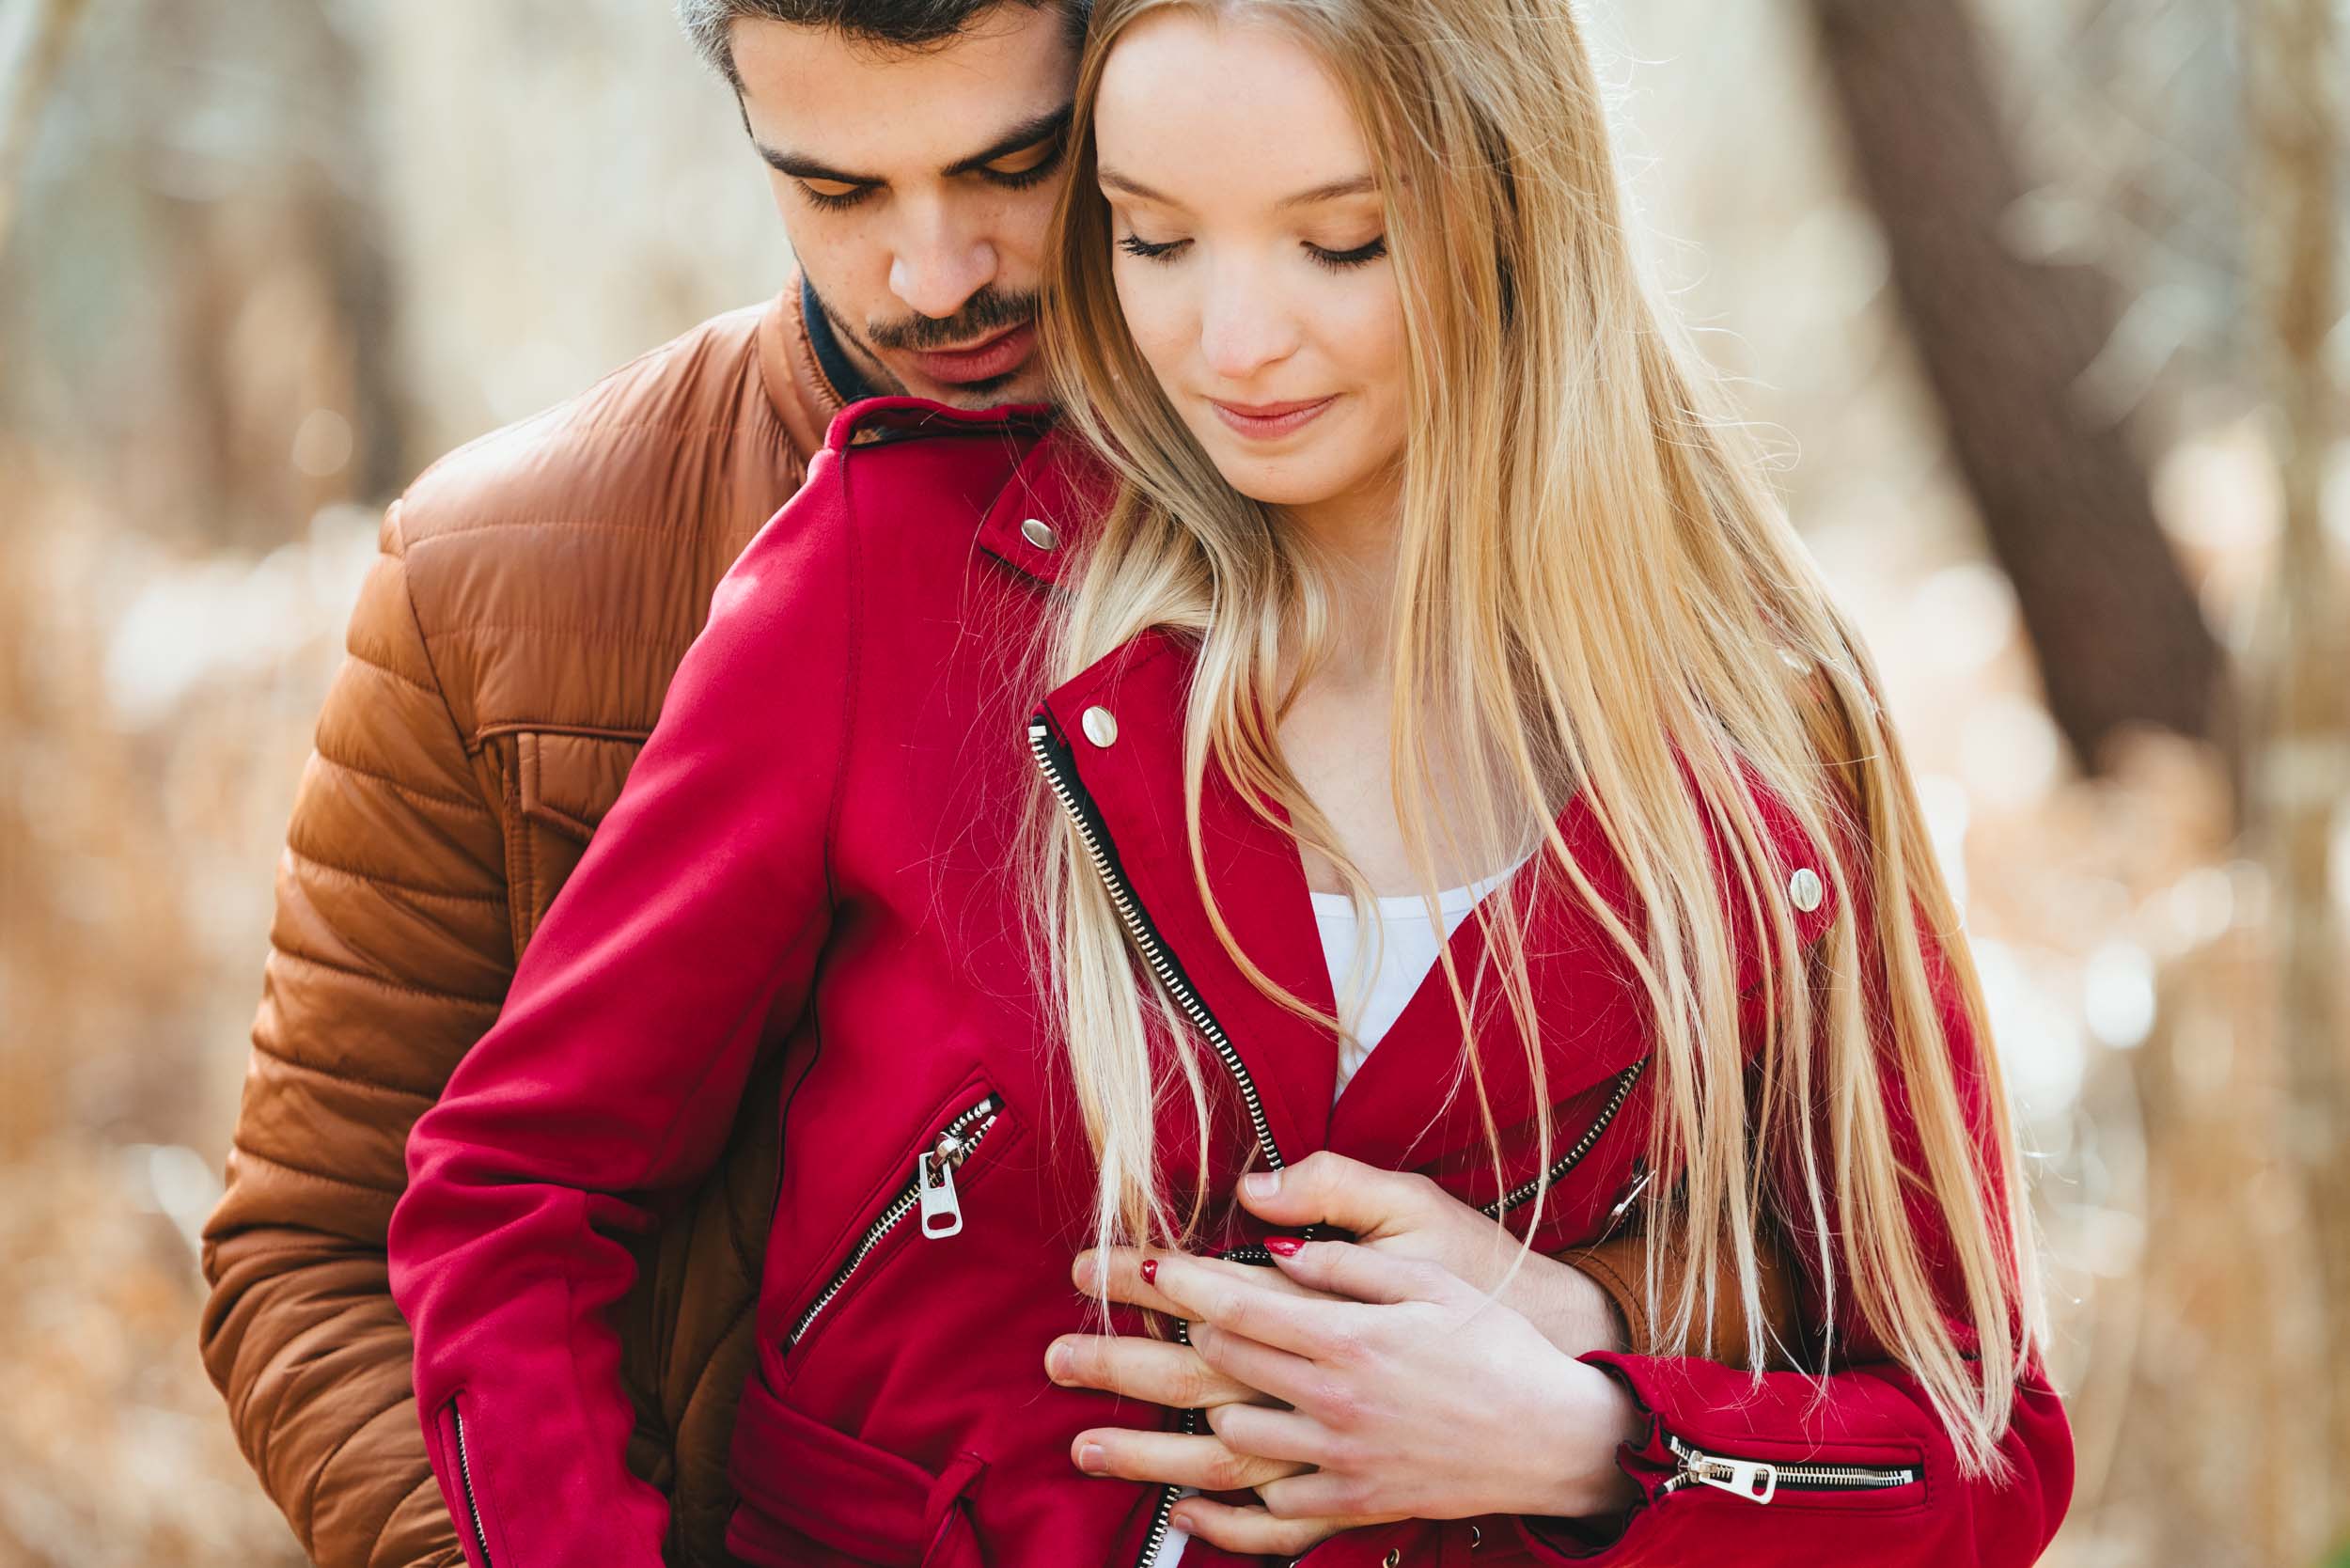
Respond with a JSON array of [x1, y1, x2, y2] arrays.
[[1001, 424, 1843, 1187]]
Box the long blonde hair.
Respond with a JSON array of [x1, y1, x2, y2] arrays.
[[1027, 0, 2047, 1477]]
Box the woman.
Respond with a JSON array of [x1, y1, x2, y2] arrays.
[[388, 1, 2074, 1566], [1013, 0, 2076, 1560]]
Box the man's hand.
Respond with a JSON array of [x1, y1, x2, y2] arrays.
[[1048, 1247, 1402, 1557], [1045, 1152, 1637, 1556]]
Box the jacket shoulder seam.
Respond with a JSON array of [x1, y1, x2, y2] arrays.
[[377, 500, 482, 771]]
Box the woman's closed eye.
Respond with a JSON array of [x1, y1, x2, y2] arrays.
[[1113, 233, 1390, 268], [1117, 232, 1191, 262], [1306, 235, 1386, 271]]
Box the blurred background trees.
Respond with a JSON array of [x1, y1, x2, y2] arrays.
[[0, 0, 2341, 1563]]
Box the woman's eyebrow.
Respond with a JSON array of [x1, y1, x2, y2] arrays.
[[1097, 170, 1377, 210], [1277, 175, 1376, 209], [1098, 168, 1182, 207]]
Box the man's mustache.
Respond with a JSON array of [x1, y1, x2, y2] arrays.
[[865, 288, 1038, 353]]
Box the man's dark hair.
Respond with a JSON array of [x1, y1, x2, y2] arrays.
[[678, 0, 1088, 84]]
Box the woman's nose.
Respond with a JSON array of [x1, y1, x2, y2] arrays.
[[1197, 269, 1302, 383]]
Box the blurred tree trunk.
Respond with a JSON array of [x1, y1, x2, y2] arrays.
[[2248, 0, 2349, 1554], [0, 0, 88, 251], [1804, 0, 2234, 790]]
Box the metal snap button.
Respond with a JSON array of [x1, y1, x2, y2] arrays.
[[1467, 1523, 1482, 1548], [1788, 867, 1825, 913], [1081, 705, 1119, 747], [1383, 1551, 1401, 1568], [1020, 517, 1058, 551]]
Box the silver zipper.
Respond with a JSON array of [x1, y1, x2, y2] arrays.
[[1026, 715, 1287, 1176], [1658, 1432, 1919, 1503], [1478, 1058, 1648, 1219], [784, 1092, 1003, 1351], [1028, 712, 1301, 1568], [451, 1404, 494, 1567]]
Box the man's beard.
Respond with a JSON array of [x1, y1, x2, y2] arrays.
[[808, 280, 1042, 403]]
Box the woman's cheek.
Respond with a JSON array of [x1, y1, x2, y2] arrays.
[[1111, 266, 1191, 389]]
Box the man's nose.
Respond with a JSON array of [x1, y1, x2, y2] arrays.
[[888, 198, 999, 323]]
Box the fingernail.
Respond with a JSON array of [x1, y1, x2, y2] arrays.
[[1243, 1171, 1277, 1198], [1046, 1340, 1073, 1381], [1078, 1443, 1107, 1474], [1139, 1257, 1157, 1285], [1264, 1235, 1303, 1257]]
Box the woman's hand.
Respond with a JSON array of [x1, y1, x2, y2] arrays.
[[1144, 1240, 1644, 1542], [1230, 1152, 1633, 1356]]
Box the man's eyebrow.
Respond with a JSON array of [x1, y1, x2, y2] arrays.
[[1097, 170, 1378, 210], [942, 103, 1074, 177], [752, 104, 1073, 188], [754, 141, 875, 186]]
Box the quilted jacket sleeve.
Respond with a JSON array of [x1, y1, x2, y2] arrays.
[[197, 500, 513, 1568], [384, 451, 856, 1568]]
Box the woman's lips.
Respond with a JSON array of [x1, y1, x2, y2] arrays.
[[1209, 395, 1338, 440], [910, 321, 1037, 386]]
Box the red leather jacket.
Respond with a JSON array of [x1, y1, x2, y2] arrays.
[[387, 398, 2073, 1568]]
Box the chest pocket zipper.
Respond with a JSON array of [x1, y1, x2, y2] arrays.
[[785, 1091, 1006, 1354]]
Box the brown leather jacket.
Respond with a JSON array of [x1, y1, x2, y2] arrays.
[[196, 282, 1793, 1568]]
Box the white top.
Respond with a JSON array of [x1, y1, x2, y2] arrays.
[[1144, 852, 1528, 1568]]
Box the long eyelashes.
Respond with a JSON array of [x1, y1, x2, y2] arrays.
[[1118, 233, 1188, 261], [1307, 236, 1387, 271], [1115, 233, 1390, 271]]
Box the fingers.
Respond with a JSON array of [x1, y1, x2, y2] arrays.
[[1045, 1330, 1267, 1411], [1164, 1495, 1369, 1557], [1146, 1251, 1365, 1363], [1069, 1426, 1309, 1494], [1234, 1151, 1443, 1239], [1202, 1398, 1336, 1467], [1075, 1245, 1340, 1315], [1261, 1236, 1463, 1308], [1186, 1319, 1323, 1410]]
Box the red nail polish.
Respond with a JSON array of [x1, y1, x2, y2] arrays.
[[1139, 1257, 1157, 1284], [1264, 1235, 1303, 1257]]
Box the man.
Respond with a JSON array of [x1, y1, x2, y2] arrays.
[[196, 4, 1782, 1563]]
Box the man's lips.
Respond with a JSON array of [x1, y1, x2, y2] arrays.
[[1209, 395, 1338, 440], [907, 321, 1037, 386]]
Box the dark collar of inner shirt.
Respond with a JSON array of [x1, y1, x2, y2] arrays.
[[802, 274, 880, 405]]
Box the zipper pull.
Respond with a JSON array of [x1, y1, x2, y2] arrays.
[[1607, 1159, 1654, 1224], [916, 1137, 966, 1239], [1673, 1438, 1778, 1503]]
